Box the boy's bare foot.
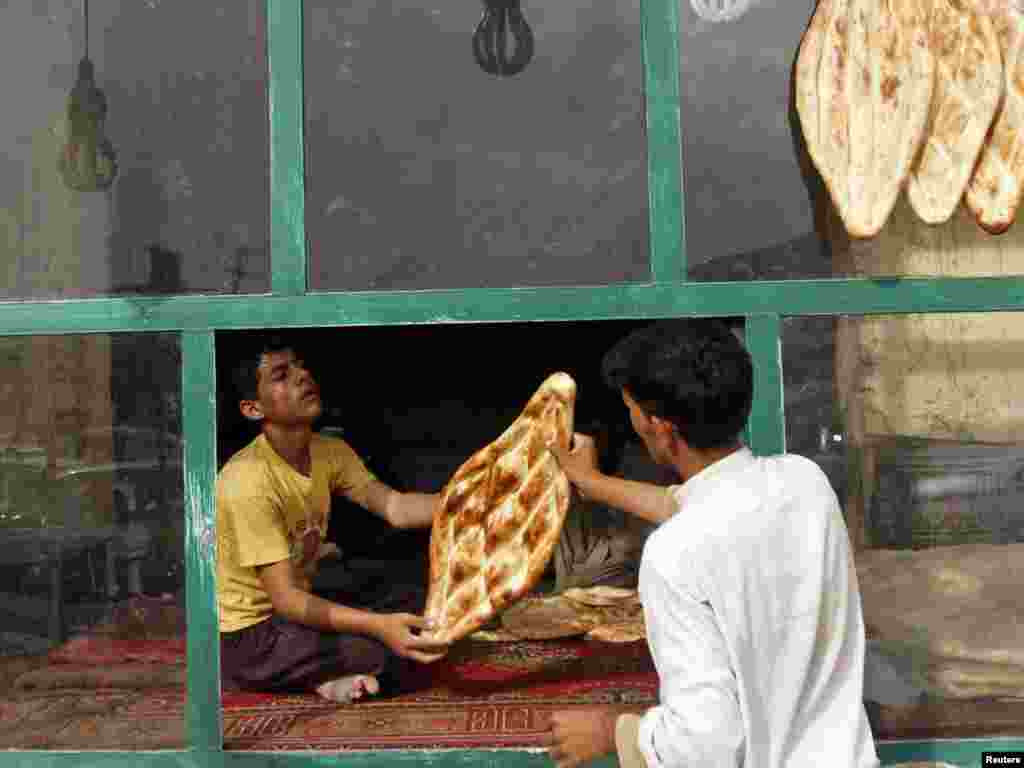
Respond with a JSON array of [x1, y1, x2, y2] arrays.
[[315, 674, 380, 703]]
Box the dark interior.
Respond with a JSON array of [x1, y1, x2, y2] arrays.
[[217, 319, 676, 567]]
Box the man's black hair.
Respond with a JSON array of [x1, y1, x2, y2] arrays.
[[601, 319, 753, 450]]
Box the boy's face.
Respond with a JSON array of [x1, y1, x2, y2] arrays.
[[243, 348, 322, 427]]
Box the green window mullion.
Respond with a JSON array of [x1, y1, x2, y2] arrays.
[[3, 278, 1024, 335], [268, 0, 308, 296], [878, 739, 1024, 766], [642, 0, 686, 284], [744, 314, 785, 456], [182, 331, 223, 752]]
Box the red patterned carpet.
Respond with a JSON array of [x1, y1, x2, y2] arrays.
[[6, 631, 1024, 750], [222, 638, 658, 750], [0, 637, 658, 751]]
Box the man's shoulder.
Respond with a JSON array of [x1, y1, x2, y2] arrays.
[[776, 451, 825, 473], [775, 453, 836, 495], [751, 452, 834, 492]]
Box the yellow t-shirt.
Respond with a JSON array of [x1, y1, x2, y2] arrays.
[[216, 433, 375, 632]]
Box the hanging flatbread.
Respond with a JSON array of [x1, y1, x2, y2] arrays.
[[906, 0, 1002, 224], [563, 585, 640, 608], [423, 372, 577, 644], [795, 0, 934, 237], [965, 3, 1024, 233]]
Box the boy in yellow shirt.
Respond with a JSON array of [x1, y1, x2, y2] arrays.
[[217, 335, 449, 703]]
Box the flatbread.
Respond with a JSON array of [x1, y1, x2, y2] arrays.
[[857, 543, 1024, 669], [965, 2, 1024, 233], [424, 372, 577, 644], [593, 601, 645, 625], [795, 0, 934, 237], [586, 622, 646, 644], [468, 628, 521, 642], [906, 0, 1002, 224], [500, 595, 595, 640], [562, 585, 640, 608], [924, 658, 1024, 699]]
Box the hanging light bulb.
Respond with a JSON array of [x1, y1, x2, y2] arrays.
[[59, 0, 117, 192], [472, 0, 534, 77]]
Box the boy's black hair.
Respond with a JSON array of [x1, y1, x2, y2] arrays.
[[229, 332, 302, 404], [601, 319, 753, 450]]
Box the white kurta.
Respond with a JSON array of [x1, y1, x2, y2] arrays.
[[636, 448, 879, 768]]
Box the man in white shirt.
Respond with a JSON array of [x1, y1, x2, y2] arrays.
[[543, 319, 878, 768]]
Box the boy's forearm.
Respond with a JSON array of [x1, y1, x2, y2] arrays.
[[275, 587, 381, 637], [572, 470, 677, 524], [389, 491, 439, 529]]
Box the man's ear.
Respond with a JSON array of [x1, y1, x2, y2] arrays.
[[650, 414, 682, 450], [649, 414, 674, 437], [239, 399, 264, 422]]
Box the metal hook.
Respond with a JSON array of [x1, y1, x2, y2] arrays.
[[472, 0, 534, 77]]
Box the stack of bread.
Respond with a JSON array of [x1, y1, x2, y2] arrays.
[[796, 0, 1022, 237], [490, 586, 645, 643], [857, 543, 1024, 699]]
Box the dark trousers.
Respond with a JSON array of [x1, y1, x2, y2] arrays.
[[220, 559, 427, 696]]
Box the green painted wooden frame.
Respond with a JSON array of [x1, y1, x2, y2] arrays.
[[2, 0, 1024, 765]]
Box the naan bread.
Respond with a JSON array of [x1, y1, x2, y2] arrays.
[[424, 372, 577, 644], [593, 600, 645, 625], [965, 2, 1024, 233], [857, 543, 1024, 669], [468, 628, 521, 642], [925, 658, 1024, 699], [563, 585, 640, 608], [906, 0, 1002, 224], [795, 0, 934, 237], [500, 595, 595, 640], [586, 622, 646, 644], [859, 544, 1024, 698]]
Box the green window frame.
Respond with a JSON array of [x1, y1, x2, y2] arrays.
[[3, 0, 1024, 765]]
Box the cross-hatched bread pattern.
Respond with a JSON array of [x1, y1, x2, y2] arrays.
[[424, 372, 577, 644]]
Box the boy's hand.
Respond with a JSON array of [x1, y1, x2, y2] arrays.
[[546, 432, 599, 487], [372, 613, 450, 663]]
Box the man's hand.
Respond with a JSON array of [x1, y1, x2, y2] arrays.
[[317, 542, 341, 560], [543, 709, 619, 768], [303, 541, 342, 580], [371, 613, 450, 663], [546, 432, 600, 487]]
